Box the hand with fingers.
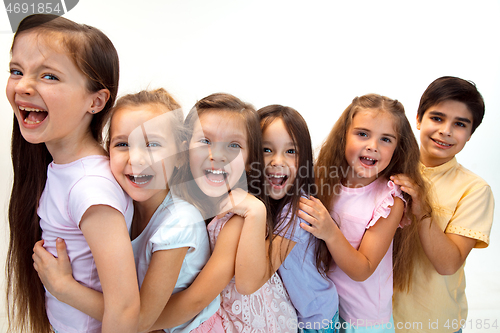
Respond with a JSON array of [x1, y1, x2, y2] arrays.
[[33, 238, 75, 301], [298, 196, 340, 243], [390, 174, 428, 220], [217, 188, 266, 221]]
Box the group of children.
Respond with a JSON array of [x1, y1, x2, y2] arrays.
[[5, 14, 494, 333]]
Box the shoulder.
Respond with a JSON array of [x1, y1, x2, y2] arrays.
[[454, 163, 491, 190], [275, 195, 311, 243]]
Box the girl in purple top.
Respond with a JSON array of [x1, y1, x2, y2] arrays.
[[6, 14, 139, 333], [258, 105, 339, 332], [299, 94, 428, 333]]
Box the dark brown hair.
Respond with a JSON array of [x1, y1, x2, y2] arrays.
[[315, 94, 431, 290], [417, 76, 485, 134], [7, 14, 119, 332], [258, 105, 329, 275]]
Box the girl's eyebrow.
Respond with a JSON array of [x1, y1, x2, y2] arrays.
[[9, 61, 21, 68], [262, 140, 295, 146], [110, 135, 128, 142], [354, 127, 396, 139]]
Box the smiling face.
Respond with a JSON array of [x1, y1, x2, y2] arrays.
[[6, 32, 97, 151], [262, 118, 297, 200], [417, 100, 472, 167], [109, 105, 178, 206], [344, 109, 398, 187], [188, 111, 248, 198]]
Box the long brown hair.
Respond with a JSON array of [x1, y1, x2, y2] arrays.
[[315, 94, 430, 290], [171, 93, 274, 263], [7, 14, 119, 332], [257, 105, 327, 274]]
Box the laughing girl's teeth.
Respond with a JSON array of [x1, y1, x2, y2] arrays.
[[361, 157, 377, 165], [268, 174, 288, 186], [19, 106, 45, 112], [205, 169, 227, 183], [128, 174, 153, 185]]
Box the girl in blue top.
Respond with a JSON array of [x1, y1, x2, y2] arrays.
[[258, 105, 340, 332]]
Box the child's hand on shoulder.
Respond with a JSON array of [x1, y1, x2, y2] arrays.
[[32, 238, 75, 301], [390, 174, 428, 220], [298, 196, 339, 243], [217, 188, 266, 221]]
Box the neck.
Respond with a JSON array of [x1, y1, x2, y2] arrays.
[[131, 189, 169, 238], [46, 130, 105, 164]]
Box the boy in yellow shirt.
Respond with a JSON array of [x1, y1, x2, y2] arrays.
[[391, 76, 495, 333]]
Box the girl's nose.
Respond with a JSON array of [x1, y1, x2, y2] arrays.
[[209, 143, 227, 162], [14, 76, 35, 96], [129, 147, 149, 167], [270, 154, 284, 167], [366, 140, 378, 152]]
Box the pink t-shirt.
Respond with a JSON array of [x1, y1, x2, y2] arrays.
[[327, 178, 405, 327], [38, 155, 133, 333]]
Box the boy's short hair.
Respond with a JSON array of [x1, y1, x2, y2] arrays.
[[417, 76, 485, 134]]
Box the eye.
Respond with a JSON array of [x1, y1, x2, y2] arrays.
[[357, 131, 368, 137], [381, 137, 392, 143], [263, 147, 272, 153], [42, 73, 59, 81], [286, 148, 296, 154], [147, 141, 161, 148], [114, 142, 128, 148], [9, 69, 22, 76], [430, 116, 442, 122], [229, 142, 242, 149], [199, 138, 210, 145], [455, 122, 466, 128]]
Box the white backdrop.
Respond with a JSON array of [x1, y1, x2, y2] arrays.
[[1, 1, 499, 331]]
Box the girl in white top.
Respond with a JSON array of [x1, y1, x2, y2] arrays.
[[33, 89, 221, 332], [8, 14, 140, 333]]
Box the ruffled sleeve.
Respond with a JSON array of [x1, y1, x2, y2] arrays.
[[368, 180, 409, 228]]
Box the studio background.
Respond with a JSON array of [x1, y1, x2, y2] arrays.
[[0, 1, 499, 331]]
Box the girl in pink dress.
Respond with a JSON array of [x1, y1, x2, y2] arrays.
[[299, 94, 429, 333], [153, 93, 297, 332]]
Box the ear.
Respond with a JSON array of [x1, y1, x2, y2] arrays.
[[88, 89, 111, 114], [416, 114, 421, 130]]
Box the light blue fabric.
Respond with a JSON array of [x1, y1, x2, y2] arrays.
[[276, 197, 339, 327], [338, 315, 395, 333], [300, 311, 340, 333]]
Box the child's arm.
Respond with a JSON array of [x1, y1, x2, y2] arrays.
[[33, 207, 190, 332], [79, 205, 140, 333], [299, 196, 404, 281], [135, 247, 188, 332], [215, 189, 287, 295], [150, 214, 245, 329], [391, 174, 477, 275], [33, 238, 105, 321]]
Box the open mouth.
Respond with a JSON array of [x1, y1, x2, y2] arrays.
[[267, 173, 288, 188], [204, 169, 228, 184], [127, 174, 154, 185], [360, 156, 377, 166], [19, 106, 48, 125], [431, 138, 452, 147]]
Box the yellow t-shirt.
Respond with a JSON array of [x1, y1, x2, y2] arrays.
[[393, 157, 494, 333]]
